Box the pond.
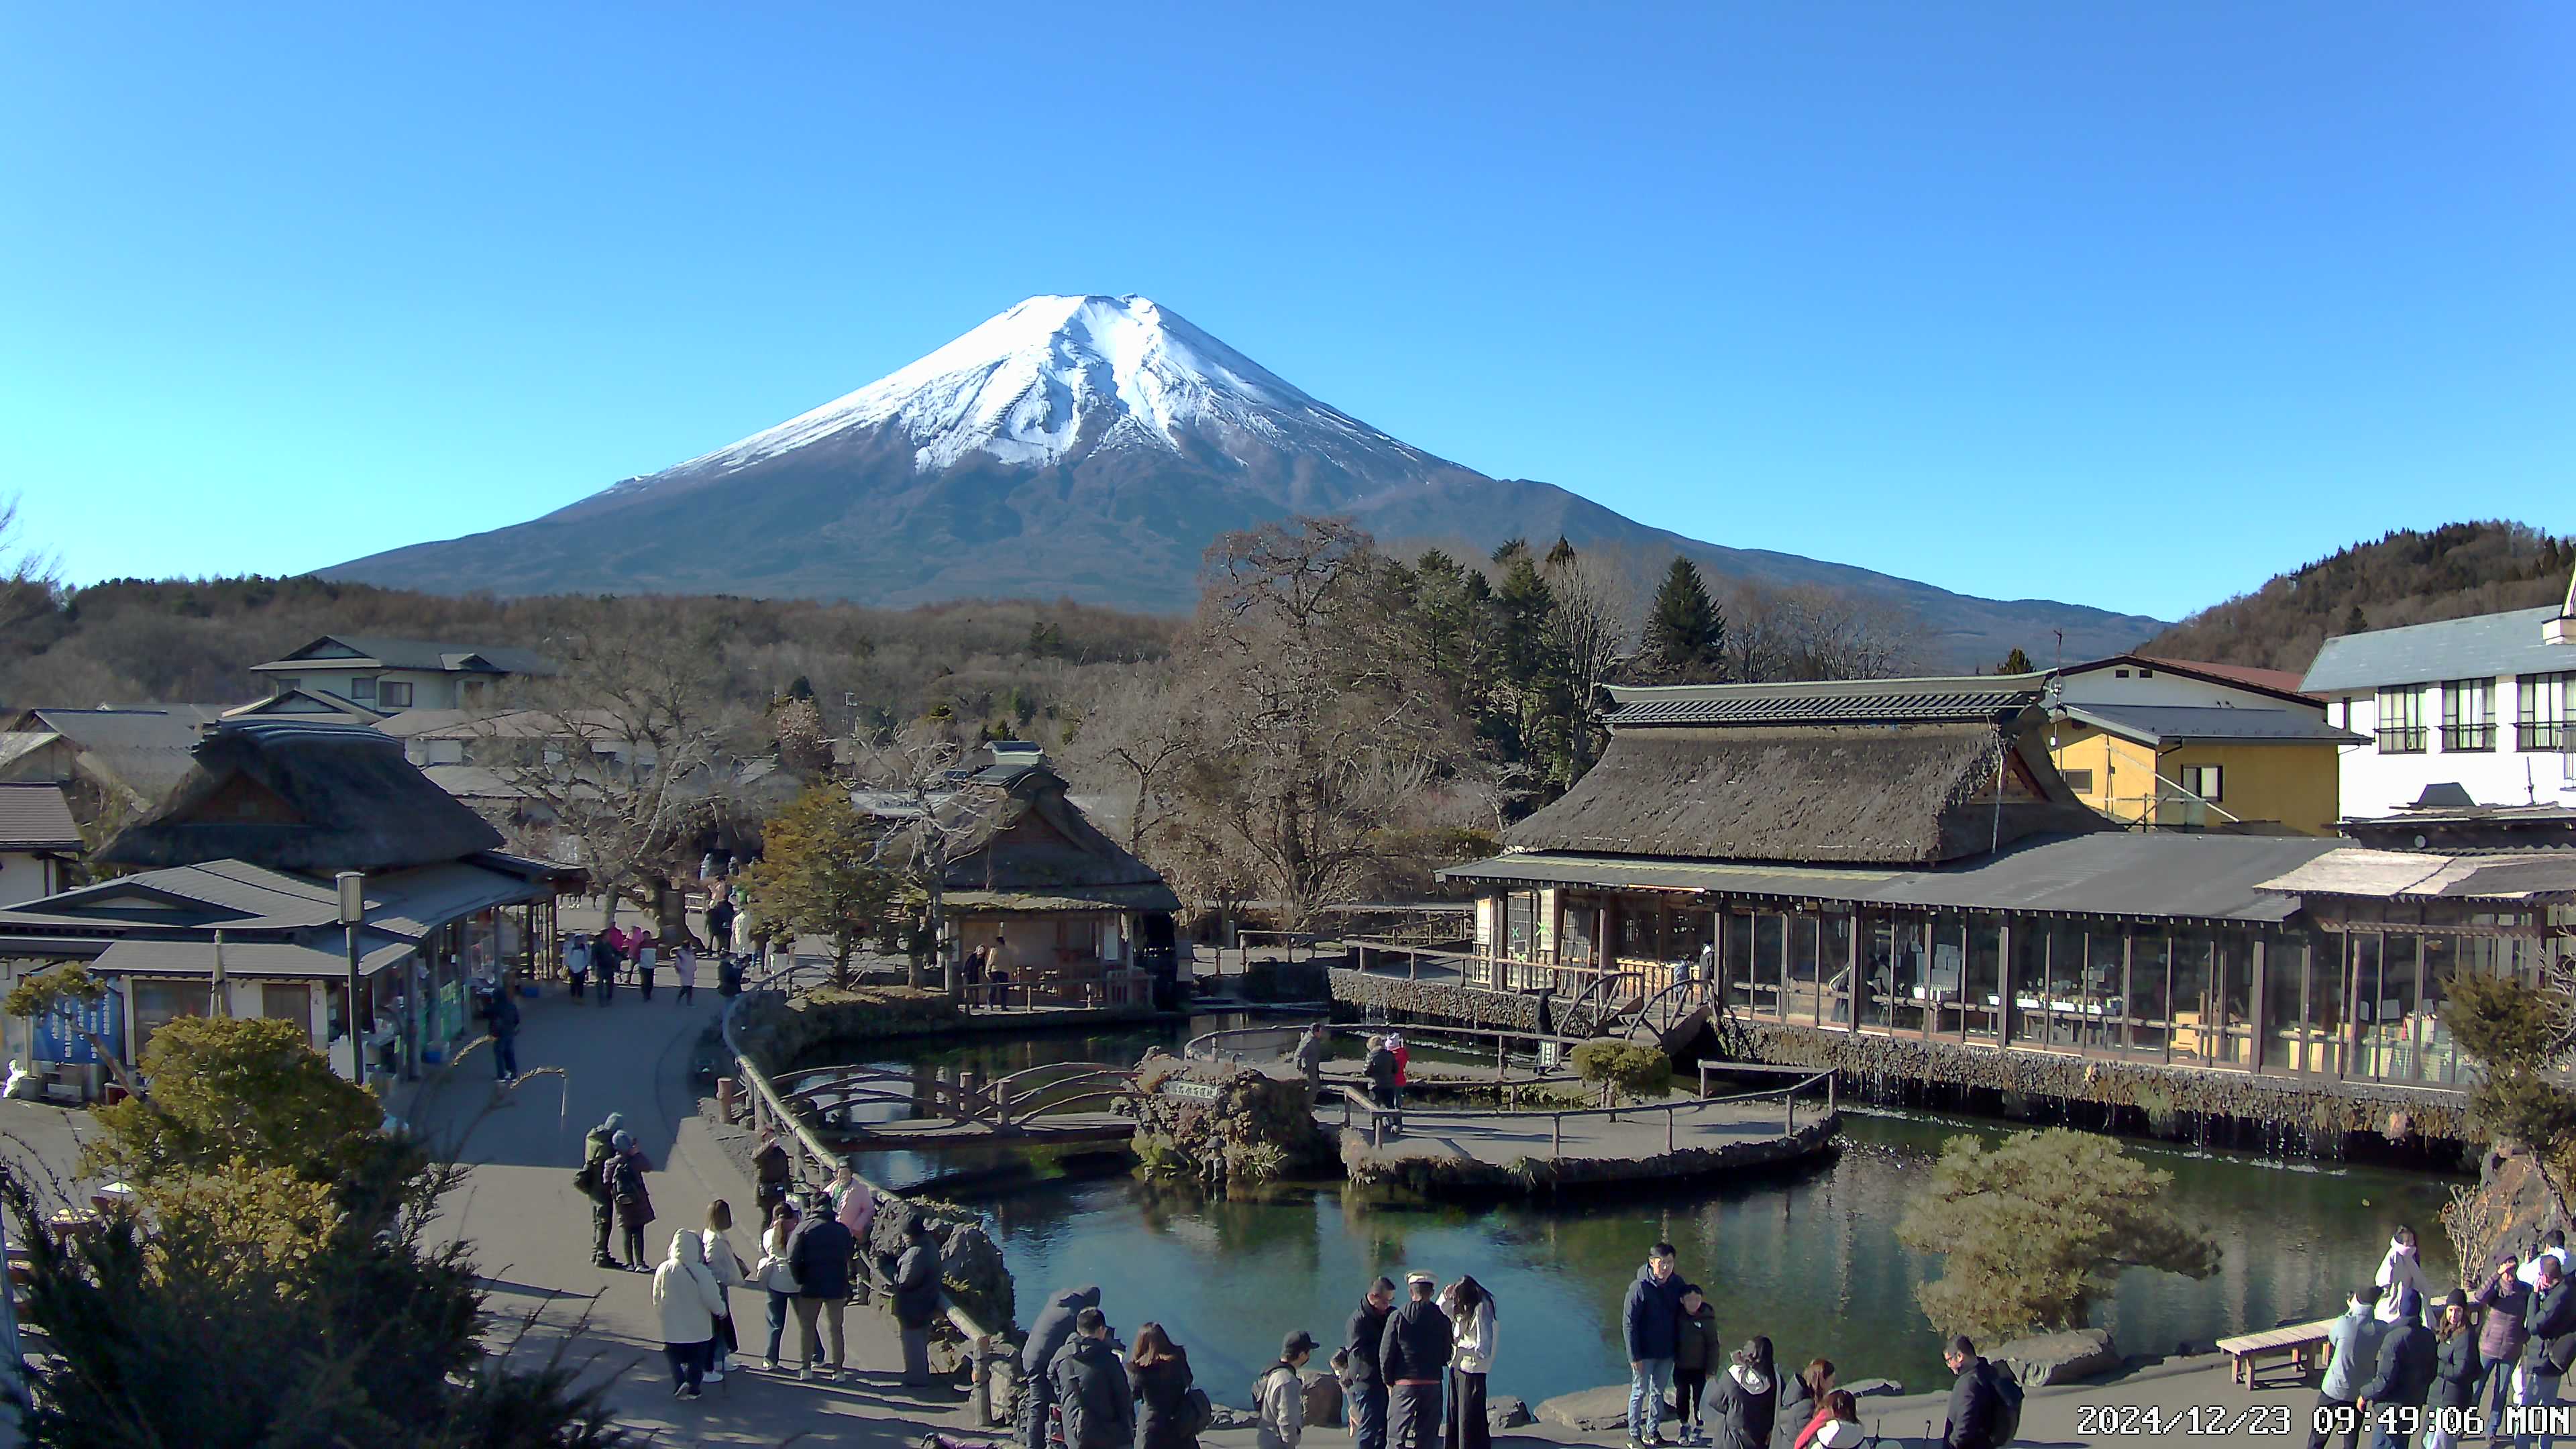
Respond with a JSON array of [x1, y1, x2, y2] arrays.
[[814, 1022, 2466, 1406]]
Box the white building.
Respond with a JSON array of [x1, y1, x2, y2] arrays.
[[2302, 602, 2576, 819], [247, 635, 555, 714], [0, 784, 82, 906]]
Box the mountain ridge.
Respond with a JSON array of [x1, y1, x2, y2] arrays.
[[327, 294, 2164, 665]]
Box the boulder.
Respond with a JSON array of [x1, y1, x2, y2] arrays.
[[1995, 1328, 2119, 1386], [1301, 1369, 1344, 1426], [1840, 1378, 1902, 1399], [1210, 1405, 1260, 1431], [1489, 1397, 1534, 1431], [1537, 1385, 1637, 1433]]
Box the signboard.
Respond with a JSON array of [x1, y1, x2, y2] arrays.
[[1159, 1079, 1222, 1102], [435, 980, 466, 1044], [33, 987, 123, 1066]]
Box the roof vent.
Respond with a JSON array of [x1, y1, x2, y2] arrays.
[[989, 740, 1049, 770]]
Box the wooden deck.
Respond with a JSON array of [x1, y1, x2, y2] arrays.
[[820, 1112, 1138, 1148]]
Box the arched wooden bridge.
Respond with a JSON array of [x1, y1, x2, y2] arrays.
[[772, 1061, 1142, 1147]]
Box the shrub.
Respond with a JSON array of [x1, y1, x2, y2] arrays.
[[1569, 1039, 1672, 1103]]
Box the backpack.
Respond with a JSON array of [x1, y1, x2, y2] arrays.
[[1987, 1365, 2023, 1447], [573, 1148, 606, 1199]]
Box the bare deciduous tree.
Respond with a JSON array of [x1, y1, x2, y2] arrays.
[[847, 722, 996, 992]]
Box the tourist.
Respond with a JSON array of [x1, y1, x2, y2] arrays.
[[605, 1132, 656, 1270], [579, 1112, 625, 1269], [2477, 1252, 2533, 1430], [708, 891, 738, 958], [674, 942, 696, 1002], [830, 1161, 877, 1250], [1365, 1038, 1401, 1138], [484, 976, 521, 1083], [1792, 1391, 1864, 1449], [1293, 1023, 1326, 1095], [637, 936, 658, 1000], [1672, 1285, 1715, 1446], [2310, 1285, 2388, 1449], [1623, 1242, 1685, 1449], [1051, 1307, 1135, 1449], [566, 932, 590, 998], [1707, 1337, 1776, 1449], [2522, 1230, 2571, 1289], [753, 1201, 800, 1372], [1440, 1275, 1497, 1449], [1389, 1034, 1410, 1112], [1022, 1285, 1105, 1449], [753, 1127, 791, 1222], [652, 1228, 726, 1401], [1937, 1337, 2010, 1449], [1130, 1321, 1198, 1449], [885, 1212, 944, 1387], [2359, 1286, 2435, 1449], [592, 932, 619, 1005], [698, 1199, 746, 1382], [1346, 1277, 1398, 1449], [1770, 1359, 1831, 1449], [786, 1189, 854, 1380], [2425, 1291, 2481, 1449], [1380, 1271, 1451, 1449], [2376, 1227, 2432, 1326], [1258, 1330, 1318, 1449], [2521, 1255, 2576, 1449]]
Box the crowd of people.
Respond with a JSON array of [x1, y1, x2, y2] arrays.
[[2306, 1224, 2576, 1449]]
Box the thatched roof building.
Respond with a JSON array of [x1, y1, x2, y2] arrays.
[[1505, 676, 2101, 865], [100, 719, 502, 875]]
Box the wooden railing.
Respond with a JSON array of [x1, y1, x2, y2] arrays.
[[1336, 1063, 1837, 1155]]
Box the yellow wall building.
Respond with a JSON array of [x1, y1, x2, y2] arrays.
[[2047, 703, 2359, 835]]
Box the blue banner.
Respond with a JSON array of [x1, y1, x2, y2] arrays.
[[33, 986, 123, 1066]]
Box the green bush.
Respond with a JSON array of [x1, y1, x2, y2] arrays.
[[1569, 1039, 1672, 1102]]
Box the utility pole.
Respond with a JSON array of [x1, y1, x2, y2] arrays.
[[338, 871, 366, 1083]]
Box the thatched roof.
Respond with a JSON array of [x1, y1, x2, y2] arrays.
[[1505, 719, 2104, 865], [938, 765, 1179, 911], [100, 720, 503, 874]]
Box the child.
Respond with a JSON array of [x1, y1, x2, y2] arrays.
[[1673, 1285, 1717, 1445]]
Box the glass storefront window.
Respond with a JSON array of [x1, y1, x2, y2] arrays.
[[2261, 934, 2304, 1071], [2171, 929, 2214, 1065], [2217, 933, 2253, 1067], [1725, 913, 1756, 1014], [1825, 914, 1854, 1026], [1753, 914, 1784, 1020], [2130, 930, 2169, 1057], [1966, 920, 2001, 1043], [2008, 923, 2047, 1044], [2352, 933, 2388, 1080], [1890, 918, 1925, 1033], [1786, 915, 1819, 1024], [2418, 936, 2459, 1085], [2301, 936, 2344, 1077]]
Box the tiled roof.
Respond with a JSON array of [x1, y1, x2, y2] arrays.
[[0, 783, 80, 850], [2303, 606, 2576, 692], [2056, 703, 2365, 746], [1605, 680, 2044, 727]]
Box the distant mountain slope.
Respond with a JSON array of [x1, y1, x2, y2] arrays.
[[2143, 522, 2575, 672], [326, 294, 2163, 667]]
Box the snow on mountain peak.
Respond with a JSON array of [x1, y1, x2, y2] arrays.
[[675, 294, 1411, 476]]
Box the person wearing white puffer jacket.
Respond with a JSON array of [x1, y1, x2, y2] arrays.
[[653, 1229, 727, 1401], [2375, 1226, 2432, 1326]]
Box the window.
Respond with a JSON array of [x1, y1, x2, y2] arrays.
[[350, 676, 377, 701], [2176, 763, 2223, 802], [2521, 672, 2573, 751], [2114, 669, 2130, 678], [2376, 686, 2428, 753], [2441, 678, 2495, 752], [2061, 767, 2096, 793], [2137, 667, 2155, 678], [378, 680, 415, 708]]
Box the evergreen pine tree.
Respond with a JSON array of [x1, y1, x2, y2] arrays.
[[1643, 557, 1725, 680], [1996, 647, 2034, 674], [1544, 535, 1578, 568], [2344, 605, 2369, 635]]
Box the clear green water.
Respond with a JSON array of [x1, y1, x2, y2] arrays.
[[816, 1022, 2466, 1405]]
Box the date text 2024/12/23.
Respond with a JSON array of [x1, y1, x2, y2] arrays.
[[2075, 1404, 2295, 1436]]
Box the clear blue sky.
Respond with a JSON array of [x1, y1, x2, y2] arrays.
[[5, 4, 2569, 621]]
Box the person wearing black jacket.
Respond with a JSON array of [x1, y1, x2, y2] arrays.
[[1130, 1322, 1198, 1449], [2524, 1256, 2576, 1444], [882, 1214, 943, 1387], [1381, 1273, 1454, 1449], [1346, 1278, 1398, 1449], [785, 1197, 853, 1381], [1051, 1308, 1136, 1449], [2425, 1291, 2481, 1448], [1021, 1285, 1104, 1449], [1939, 1337, 2007, 1449], [2359, 1287, 2435, 1449]]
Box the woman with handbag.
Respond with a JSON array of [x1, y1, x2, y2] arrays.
[[1130, 1321, 1201, 1449], [698, 1199, 747, 1383], [753, 1201, 801, 1372]]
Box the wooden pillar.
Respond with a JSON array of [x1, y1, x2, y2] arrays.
[[2250, 936, 2269, 1077], [1996, 918, 2014, 1049], [1843, 910, 1861, 1032]]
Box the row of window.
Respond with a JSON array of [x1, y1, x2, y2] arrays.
[[2360, 672, 2573, 755], [270, 675, 416, 707], [2055, 765, 2221, 803]]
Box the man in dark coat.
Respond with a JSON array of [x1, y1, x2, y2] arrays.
[[1364, 1038, 1401, 1137], [591, 934, 618, 1005], [883, 1214, 944, 1387], [578, 1112, 623, 1267], [786, 1193, 854, 1380], [1050, 1307, 1135, 1449], [1345, 1277, 1397, 1449], [1624, 1243, 1685, 1448], [2524, 1255, 2576, 1446], [485, 980, 521, 1083], [1379, 1272, 1453, 1449], [1020, 1285, 1104, 1449], [2358, 1287, 2435, 1449], [1939, 1336, 2009, 1449]]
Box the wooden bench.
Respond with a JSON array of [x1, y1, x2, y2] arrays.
[[2217, 1316, 2339, 1385]]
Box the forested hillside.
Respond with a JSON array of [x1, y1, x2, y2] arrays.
[[2143, 522, 2573, 674]]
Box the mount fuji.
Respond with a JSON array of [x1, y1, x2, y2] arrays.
[[326, 294, 2161, 662]]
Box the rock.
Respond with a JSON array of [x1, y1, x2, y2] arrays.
[[1840, 1378, 1901, 1399], [1301, 1368, 1344, 1426], [1995, 1328, 2119, 1386], [1489, 1397, 1534, 1431], [1209, 1406, 1260, 1431], [1537, 1385, 1637, 1433]]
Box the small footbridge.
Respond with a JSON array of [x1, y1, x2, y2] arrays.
[[773, 1060, 1142, 1148]]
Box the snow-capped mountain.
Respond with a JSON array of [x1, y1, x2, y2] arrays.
[[327, 294, 2163, 663]]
